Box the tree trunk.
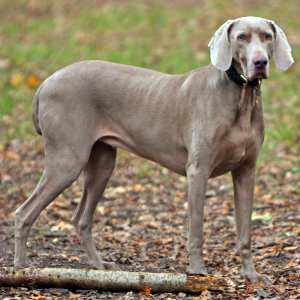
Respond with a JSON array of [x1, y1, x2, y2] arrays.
[[0, 267, 235, 293]]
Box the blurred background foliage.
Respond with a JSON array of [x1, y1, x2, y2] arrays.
[[0, 0, 299, 158]]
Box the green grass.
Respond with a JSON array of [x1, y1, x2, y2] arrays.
[[0, 0, 299, 159]]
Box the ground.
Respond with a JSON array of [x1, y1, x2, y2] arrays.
[[0, 139, 299, 299], [0, 1, 300, 299]]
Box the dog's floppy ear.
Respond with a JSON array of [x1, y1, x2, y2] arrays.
[[270, 21, 294, 71], [208, 20, 235, 71]]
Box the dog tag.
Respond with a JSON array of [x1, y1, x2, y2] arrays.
[[253, 89, 261, 109], [256, 97, 260, 109]]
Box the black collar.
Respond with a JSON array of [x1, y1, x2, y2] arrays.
[[226, 65, 259, 87]]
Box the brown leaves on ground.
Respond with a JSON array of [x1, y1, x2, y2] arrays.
[[140, 286, 152, 295], [0, 139, 299, 299], [70, 291, 81, 298], [30, 295, 47, 300]]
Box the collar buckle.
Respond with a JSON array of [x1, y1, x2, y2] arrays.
[[240, 75, 249, 88], [226, 65, 260, 87]]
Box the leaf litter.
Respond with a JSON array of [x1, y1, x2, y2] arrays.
[[0, 138, 299, 299]]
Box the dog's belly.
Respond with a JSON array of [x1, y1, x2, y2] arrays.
[[99, 135, 188, 176]]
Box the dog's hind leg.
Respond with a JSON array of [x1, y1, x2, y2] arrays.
[[71, 141, 119, 271], [14, 144, 90, 268]]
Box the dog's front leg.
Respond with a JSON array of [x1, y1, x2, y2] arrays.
[[186, 161, 209, 275], [232, 164, 272, 286]]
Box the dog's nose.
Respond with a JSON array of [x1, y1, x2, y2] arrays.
[[253, 56, 268, 69]]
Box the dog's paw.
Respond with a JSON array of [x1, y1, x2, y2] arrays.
[[188, 254, 208, 275], [103, 262, 121, 271], [93, 262, 120, 271], [186, 266, 208, 276], [245, 271, 272, 286], [14, 261, 35, 269], [186, 269, 208, 276]]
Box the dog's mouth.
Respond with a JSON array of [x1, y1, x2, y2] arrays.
[[248, 70, 268, 81]]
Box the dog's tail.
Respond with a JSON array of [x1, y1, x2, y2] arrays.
[[32, 82, 44, 136]]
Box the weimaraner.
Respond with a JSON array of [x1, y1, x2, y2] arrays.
[[14, 17, 293, 285]]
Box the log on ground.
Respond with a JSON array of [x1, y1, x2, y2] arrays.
[[0, 267, 235, 293]]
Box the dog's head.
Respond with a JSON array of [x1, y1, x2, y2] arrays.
[[208, 17, 294, 80]]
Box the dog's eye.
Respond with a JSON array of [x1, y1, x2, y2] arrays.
[[238, 35, 245, 41], [265, 34, 272, 40]]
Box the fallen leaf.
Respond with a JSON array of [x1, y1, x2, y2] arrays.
[[70, 292, 81, 298], [27, 75, 40, 88], [288, 276, 296, 281], [52, 292, 62, 295], [252, 212, 272, 221], [70, 256, 82, 262], [139, 286, 152, 294], [284, 246, 297, 251], [5, 151, 20, 160], [19, 195, 27, 201], [259, 279, 265, 287], [294, 228, 300, 235], [10, 73, 25, 87], [2, 175, 13, 183], [178, 292, 186, 298], [201, 289, 211, 296], [51, 221, 73, 232], [30, 295, 46, 300]]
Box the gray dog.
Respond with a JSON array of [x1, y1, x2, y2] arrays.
[[14, 17, 293, 285]]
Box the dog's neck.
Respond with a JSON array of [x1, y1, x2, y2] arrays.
[[226, 59, 261, 111], [222, 60, 261, 129]]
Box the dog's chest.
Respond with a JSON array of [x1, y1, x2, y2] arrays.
[[210, 126, 258, 177], [226, 128, 255, 163]]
